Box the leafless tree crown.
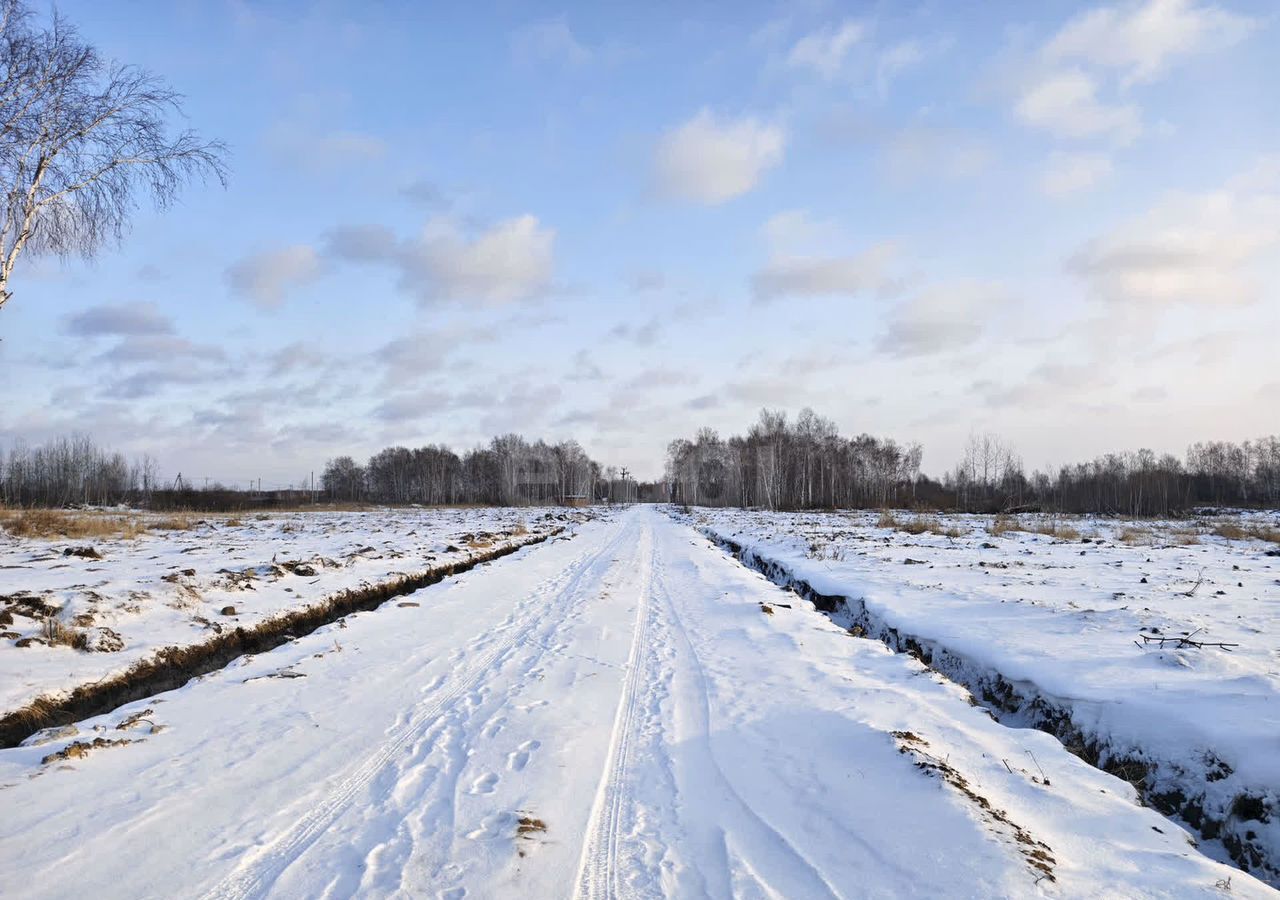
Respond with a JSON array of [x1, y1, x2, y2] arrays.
[[0, 0, 226, 310]]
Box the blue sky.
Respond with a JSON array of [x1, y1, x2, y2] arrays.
[[2, 0, 1277, 485]]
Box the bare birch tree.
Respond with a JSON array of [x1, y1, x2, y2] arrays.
[[0, 0, 226, 314]]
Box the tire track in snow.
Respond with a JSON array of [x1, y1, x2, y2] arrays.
[[649, 523, 843, 900], [572, 522, 655, 900], [203, 525, 623, 900]]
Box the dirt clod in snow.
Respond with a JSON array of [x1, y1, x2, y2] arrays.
[[63, 546, 102, 560], [517, 814, 547, 837], [83, 627, 124, 653], [41, 737, 134, 766]]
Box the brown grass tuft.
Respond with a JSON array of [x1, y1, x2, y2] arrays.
[[1118, 526, 1154, 545], [1028, 520, 1081, 541], [880, 511, 963, 538], [151, 515, 196, 531], [1213, 522, 1280, 544], [1, 509, 148, 540], [42, 617, 89, 651], [988, 515, 1019, 536]]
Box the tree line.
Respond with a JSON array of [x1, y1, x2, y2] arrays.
[[665, 409, 923, 510], [1, 435, 158, 507], [666, 409, 1280, 517], [5, 424, 1279, 517], [322, 435, 606, 506]]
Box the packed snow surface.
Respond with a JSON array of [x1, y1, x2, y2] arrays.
[[0, 507, 572, 716], [687, 506, 1280, 883], [0, 506, 1269, 898]]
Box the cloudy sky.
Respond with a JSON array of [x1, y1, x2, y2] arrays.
[[2, 0, 1277, 485]]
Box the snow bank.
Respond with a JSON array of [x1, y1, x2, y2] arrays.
[[685, 506, 1280, 885], [0, 507, 590, 722]]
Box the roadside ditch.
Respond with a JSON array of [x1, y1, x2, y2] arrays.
[[702, 527, 1277, 887], [0, 528, 564, 750]]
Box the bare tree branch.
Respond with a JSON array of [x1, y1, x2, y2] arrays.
[[0, 0, 227, 314]]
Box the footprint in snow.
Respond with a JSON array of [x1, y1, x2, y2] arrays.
[[468, 772, 500, 794], [506, 739, 541, 772], [464, 812, 511, 841]]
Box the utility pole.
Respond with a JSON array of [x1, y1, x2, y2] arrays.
[[620, 467, 631, 504]]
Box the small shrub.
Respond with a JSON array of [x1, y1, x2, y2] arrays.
[[877, 511, 900, 529]]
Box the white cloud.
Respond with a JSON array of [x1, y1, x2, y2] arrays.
[[266, 126, 387, 173], [328, 215, 556, 305], [787, 19, 866, 79], [654, 109, 785, 204], [225, 245, 322, 309], [884, 126, 991, 180], [511, 19, 591, 67], [1045, 0, 1257, 85], [876, 40, 927, 95], [1068, 158, 1280, 305], [879, 280, 1014, 357], [1041, 151, 1114, 196], [760, 209, 844, 253], [1015, 69, 1141, 142], [753, 210, 899, 302], [753, 242, 899, 303], [64, 302, 174, 337], [410, 216, 554, 304]]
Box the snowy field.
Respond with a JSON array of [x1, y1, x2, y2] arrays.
[[0, 506, 1272, 898], [683, 506, 1280, 885], [0, 507, 580, 719]]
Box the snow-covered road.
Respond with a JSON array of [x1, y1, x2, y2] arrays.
[[0, 507, 1271, 898]]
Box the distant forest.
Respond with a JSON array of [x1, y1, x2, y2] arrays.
[[3, 414, 1279, 517], [0, 434, 622, 510], [665, 409, 1280, 517]]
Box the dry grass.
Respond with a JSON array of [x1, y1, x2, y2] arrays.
[[988, 515, 1019, 536], [1028, 520, 1082, 541], [1118, 526, 1155, 545], [516, 814, 547, 836], [150, 515, 196, 531], [1213, 522, 1280, 544], [42, 616, 88, 651], [879, 511, 964, 538], [1, 508, 148, 540]]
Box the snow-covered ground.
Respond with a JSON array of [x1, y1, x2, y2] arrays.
[[0, 507, 579, 718], [684, 506, 1280, 886], [0, 506, 1270, 898]]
